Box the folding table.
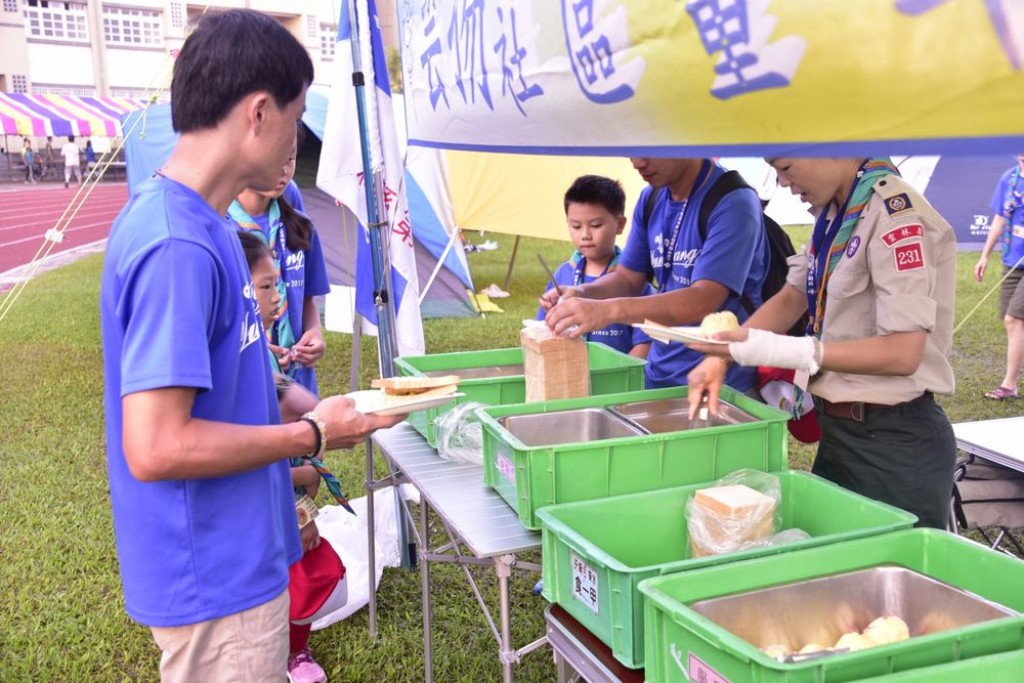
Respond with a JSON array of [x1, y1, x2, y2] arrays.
[[951, 416, 1024, 552], [366, 423, 548, 683], [952, 416, 1024, 472]]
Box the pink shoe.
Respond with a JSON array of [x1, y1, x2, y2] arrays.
[[287, 648, 327, 683]]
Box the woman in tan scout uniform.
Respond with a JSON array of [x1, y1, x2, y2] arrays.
[[687, 157, 957, 529]]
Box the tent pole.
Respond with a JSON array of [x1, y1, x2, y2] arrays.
[[502, 235, 521, 291], [418, 227, 459, 305], [347, 0, 399, 378], [350, 312, 362, 392]]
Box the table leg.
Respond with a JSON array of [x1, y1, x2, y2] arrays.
[[421, 496, 434, 682], [497, 554, 514, 683], [365, 436, 377, 638]]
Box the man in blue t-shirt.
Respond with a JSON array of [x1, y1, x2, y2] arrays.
[[974, 153, 1024, 400], [99, 11, 403, 681], [542, 158, 769, 391]]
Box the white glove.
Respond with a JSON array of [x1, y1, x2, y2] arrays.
[[728, 329, 823, 375]]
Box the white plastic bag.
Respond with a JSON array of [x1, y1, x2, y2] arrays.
[[435, 401, 487, 466], [686, 469, 782, 558]]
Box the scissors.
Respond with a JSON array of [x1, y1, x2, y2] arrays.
[[537, 253, 564, 299]]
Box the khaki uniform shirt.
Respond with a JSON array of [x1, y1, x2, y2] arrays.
[[786, 174, 956, 404]]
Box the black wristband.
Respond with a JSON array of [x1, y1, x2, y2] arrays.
[[299, 416, 321, 458]]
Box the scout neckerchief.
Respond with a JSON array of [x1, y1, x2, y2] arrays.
[[569, 245, 622, 286], [272, 352, 355, 516], [806, 158, 900, 338], [656, 160, 714, 292], [228, 199, 298, 375], [568, 245, 622, 342]]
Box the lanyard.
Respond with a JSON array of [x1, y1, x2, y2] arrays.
[[656, 160, 712, 292], [571, 245, 621, 287]]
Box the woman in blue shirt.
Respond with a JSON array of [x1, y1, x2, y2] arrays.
[[974, 153, 1024, 400]]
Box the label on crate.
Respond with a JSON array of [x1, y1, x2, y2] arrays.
[[496, 454, 516, 483], [672, 647, 729, 683], [570, 551, 599, 615]]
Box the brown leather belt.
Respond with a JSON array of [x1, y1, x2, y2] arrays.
[[820, 392, 933, 423]]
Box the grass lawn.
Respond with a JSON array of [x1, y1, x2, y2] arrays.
[[1, 227, 1022, 681]]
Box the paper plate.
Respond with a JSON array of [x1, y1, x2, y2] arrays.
[[346, 390, 464, 417], [633, 322, 730, 346]]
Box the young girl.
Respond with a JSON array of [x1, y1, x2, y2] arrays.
[[239, 231, 346, 683], [230, 132, 330, 397]]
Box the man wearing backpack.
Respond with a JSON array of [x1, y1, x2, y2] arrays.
[[542, 157, 771, 391]]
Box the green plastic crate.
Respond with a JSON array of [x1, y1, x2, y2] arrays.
[[394, 342, 646, 448], [868, 649, 1024, 682], [536, 470, 917, 669], [639, 529, 1024, 682], [479, 386, 789, 530]]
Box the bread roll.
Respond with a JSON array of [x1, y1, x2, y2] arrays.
[[761, 644, 789, 659], [863, 616, 910, 645], [834, 631, 874, 651], [798, 643, 827, 655], [699, 311, 739, 337]]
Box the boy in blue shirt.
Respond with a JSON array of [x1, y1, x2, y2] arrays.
[[99, 10, 403, 681], [542, 158, 768, 391], [536, 175, 651, 358]]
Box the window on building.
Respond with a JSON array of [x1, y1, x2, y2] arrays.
[[3, 0, 19, 14], [306, 14, 317, 38], [24, 0, 89, 41], [103, 5, 162, 46], [169, 1, 183, 29], [320, 23, 337, 60], [110, 86, 154, 100], [11, 74, 29, 93], [33, 83, 96, 96]]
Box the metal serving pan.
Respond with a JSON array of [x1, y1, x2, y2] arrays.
[[609, 396, 759, 433], [421, 364, 525, 380], [690, 565, 1018, 657], [497, 408, 644, 448]]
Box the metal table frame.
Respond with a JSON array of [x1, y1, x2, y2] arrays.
[[545, 604, 645, 683], [364, 423, 548, 682]]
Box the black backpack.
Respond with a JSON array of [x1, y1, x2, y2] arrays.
[[642, 170, 808, 337]]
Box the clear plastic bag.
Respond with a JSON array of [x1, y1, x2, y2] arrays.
[[686, 469, 782, 558], [435, 401, 487, 466]]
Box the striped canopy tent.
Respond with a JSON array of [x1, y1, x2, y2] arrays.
[[0, 92, 146, 138]]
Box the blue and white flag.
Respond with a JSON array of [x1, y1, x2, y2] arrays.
[[317, 0, 425, 357]]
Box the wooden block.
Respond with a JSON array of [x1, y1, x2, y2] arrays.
[[521, 333, 590, 402]]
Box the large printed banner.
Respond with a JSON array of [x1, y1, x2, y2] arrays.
[[398, 0, 1024, 156]]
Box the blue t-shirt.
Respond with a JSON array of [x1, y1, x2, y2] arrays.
[[990, 167, 1024, 269], [100, 176, 301, 628], [243, 186, 330, 396], [620, 162, 767, 390], [535, 258, 653, 356]]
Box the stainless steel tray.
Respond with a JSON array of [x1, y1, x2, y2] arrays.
[[609, 396, 758, 433], [498, 408, 644, 447], [691, 565, 1017, 655], [422, 364, 525, 380]]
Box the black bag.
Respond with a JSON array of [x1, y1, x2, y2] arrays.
[[642, 170, 808, 337]]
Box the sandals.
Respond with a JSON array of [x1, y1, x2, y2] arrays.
[[984, 386, 1020, 400]]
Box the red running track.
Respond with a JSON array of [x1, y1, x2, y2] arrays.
[[0, 182, 128, 274]]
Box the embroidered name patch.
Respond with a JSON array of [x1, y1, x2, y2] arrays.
[[881, 224, 924, 247], [885, 193, 914, 216], [894, 243, 925, 272]]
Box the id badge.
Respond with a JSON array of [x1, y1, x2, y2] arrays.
[[295, 494, 319, 529], [793, 369, 810, 392]]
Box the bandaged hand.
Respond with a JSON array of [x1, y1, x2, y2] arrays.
[[728, 329, 823, 375]]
